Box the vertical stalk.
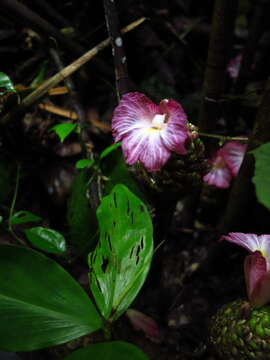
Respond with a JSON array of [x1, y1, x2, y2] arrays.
[[103, 0, 130, 99], [198, 0, 238, 133], [219, 78, 270, 234], [183, 0, 238, 228]]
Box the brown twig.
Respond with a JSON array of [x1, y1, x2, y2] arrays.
[[103, 0, 130, 99], [0, 17, 146, 126]]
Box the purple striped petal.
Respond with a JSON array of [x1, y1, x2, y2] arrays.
[[159, 99, 188, 154], [112, 92, 159, 142], [222, 233, 270, 265], [221, 141, 247, 176], [122, 129, 171, 171]]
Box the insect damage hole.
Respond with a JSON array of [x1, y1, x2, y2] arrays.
[[101, 256, 109, 273], [126, 199, 130, 216], [113, 192, 117, 208], [135, 244, 142, 265]]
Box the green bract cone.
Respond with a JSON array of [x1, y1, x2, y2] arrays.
[[209, 299, 270, 360], [133, 133, 209, 194]]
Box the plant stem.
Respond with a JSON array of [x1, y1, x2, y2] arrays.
[[198, 0, 238, 133], [198, 132, 248, 142], [103, 0, 130, 99], [8, 164, 25, 245], [219, 77, 270, 234]]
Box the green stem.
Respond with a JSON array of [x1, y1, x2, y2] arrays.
[[198, 132, 248, 142], [8, 165, 25, 245]]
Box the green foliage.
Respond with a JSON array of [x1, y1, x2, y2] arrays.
[[75, 158, 94, 169], [24, 226, 67, 254], [50, 123, 77, 142], [67, 170, 98, 254], [102, 148, 145, 201], [65, 341, 150, 360], [89, 184, 153, 321], [100, 142, 122, 160], [251, 142, 270, 210], [0, 245, 102, 351], [9, 210, 42, 225], [0, 72, 16, 95]]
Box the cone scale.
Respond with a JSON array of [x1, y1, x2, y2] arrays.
[[209, 299, 270, 360]]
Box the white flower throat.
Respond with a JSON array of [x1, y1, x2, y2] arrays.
[[149, 114, 167, 131]]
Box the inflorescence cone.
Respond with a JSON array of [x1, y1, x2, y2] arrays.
[[209, 299, 270, 360], [132, 124, 209, 194]]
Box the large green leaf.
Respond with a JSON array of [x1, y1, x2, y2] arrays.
[[252, 142, 270, 210], [89, 185, 153, 321], [67, 170, 98, 254], [65, 341, 149, 360], [0, 245, 102, 351]]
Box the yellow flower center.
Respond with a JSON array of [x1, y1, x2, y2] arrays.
[[147, 114, 167, 132]]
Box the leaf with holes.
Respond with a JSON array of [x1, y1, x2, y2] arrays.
[[89, 184, 153, 322]]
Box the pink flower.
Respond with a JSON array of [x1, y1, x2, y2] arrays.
[[221, 141, 247, 176], [203, 150, 232, 189], [222, 232, 270, 307], [227, 55, 242, 79], [126, 308, 163, 343], [203, 141, 247, 188], [112, 92, 189, 172]]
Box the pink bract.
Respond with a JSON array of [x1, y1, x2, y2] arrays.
[[203, 151, 232, 189], [222, 232, 270, 306], [221, 141, 247, 176], [112, 92, 189, 172], [227, 55, 242, 79]]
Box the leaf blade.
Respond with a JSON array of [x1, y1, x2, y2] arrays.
[[0, 245, 102, 351], [89, 185, 153, 321]]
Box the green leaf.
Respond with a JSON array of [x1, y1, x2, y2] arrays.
[[100, 142, 122, 160], [75, 158, 94, 169], [252, 142, 270, 210], [9, 210, 42, 225], [0, 72, 16, 95], [67, 171, 98, 254], [65, 341, 150, 360], [102, 148, 145, 201], [89, 184, 153, 321], [50, 123, 77, 142], [24, 226, 67, 254], [0, 245, 102, 351]]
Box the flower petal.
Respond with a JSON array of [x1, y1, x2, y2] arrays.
[[203, 165, 232, 188], [221, 141, 247, 176], [126, 308, 163, 343], [244, 251, 270, 306], [221, 233, 270, 257], [227, 55, 242, 79], [121, 128, 171, 171], [112, 92, 159, 142], [159, 99, 188, 154], [221, 232, 263, 252]]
